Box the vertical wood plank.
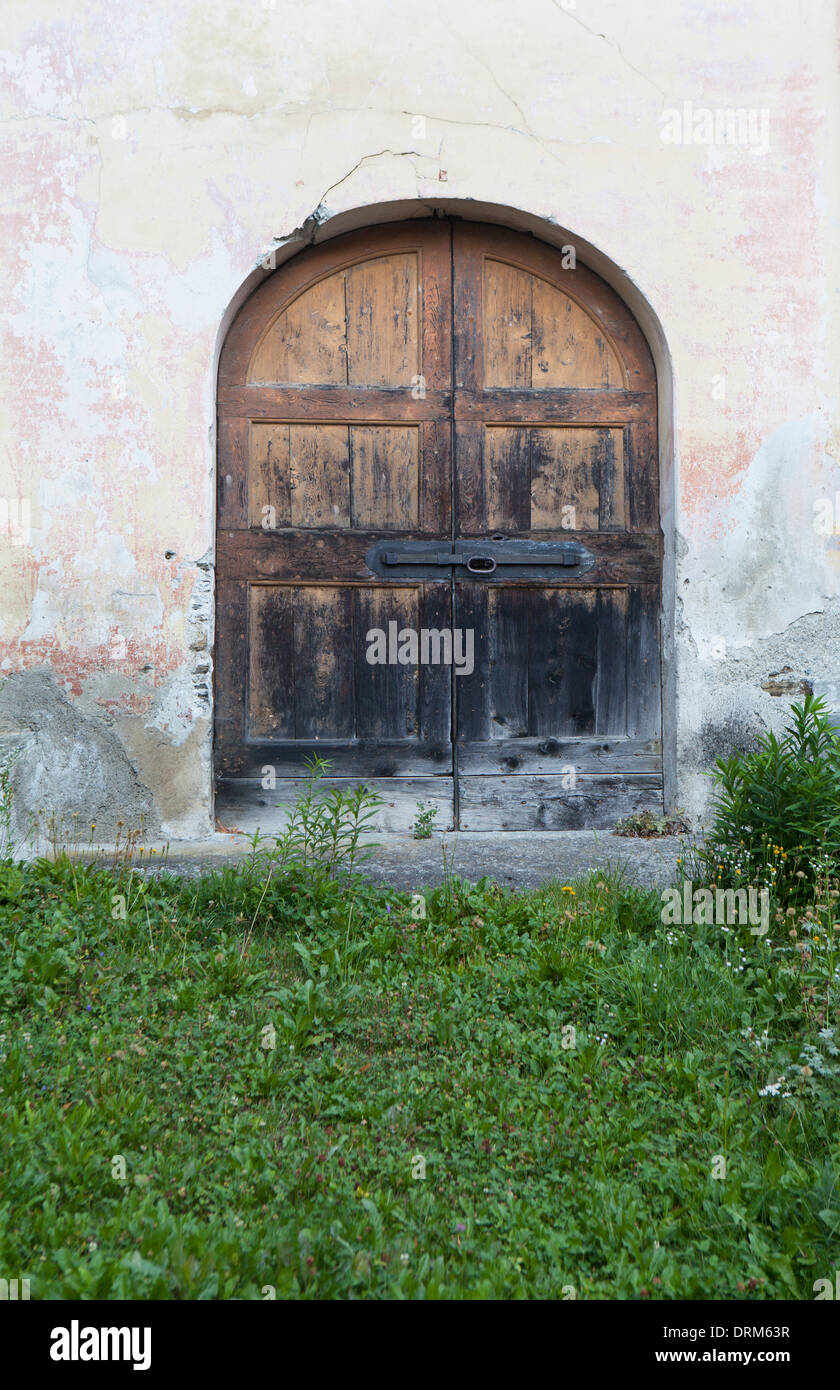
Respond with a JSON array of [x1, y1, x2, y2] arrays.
[[627, 584, 661, 739], [487, 586, 530, 740], [247, 586, 296, 738], [454, 582, 490, 742], [417, 221, 453, 392], [345, 253, 419, 386], [530, 428, 600, 531], [419, 420, 451, 535], [627, 418, 659, 532], [595, 587, 628, 736], [354, 587, 419, 741], [484, 427, 531, 531], [597, 427, 626, 532], [483, 259, 533, 387], [289, 424, 350, 528], [248, 422, 291, 528], [453, 223, 483, 393], [350, 426, 419, 530], [529, 589, 597, 736], [454, 423, 485, 536], [218, 417, 249, 529], [419, 582, 455, 749], [292, 587, 355, 738], [213, 577, 248, 774]]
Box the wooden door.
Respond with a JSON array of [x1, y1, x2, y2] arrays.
[[215, 220, 662, 832], [215, 222, 457, 831], [451, 224, 662, 828]]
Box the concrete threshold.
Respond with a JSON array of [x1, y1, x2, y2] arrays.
[[51, 829, 691, 892]]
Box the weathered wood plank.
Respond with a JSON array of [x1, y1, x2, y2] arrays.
[[483, 259, 532, 387], [215, 778, 455, 834], [417, 582, 455, 747], [457, 736, 661, 775], [213, 578, 248, 771], [595, 587, 628, 735], [247, 585, 295, 740], [248, 421, 291, 528], [487, 586, 530, 739], [453, 582, 490, 743], [454, 390, 654, 424], [627, 584, 662, 739], [530, 272, 625, 388], [218, 385, 451, 421], [353, 586, 420, 742], [530, 426, 601, 531], [597, 427, 626, 531], [483, 426, 532, 530], [288, 424, 350, 528], [216, 529, 661, 584], [345, 253, 419, 386], [291, 587, 355, 739], [225, 742, 453, 779], [419, 420, 451, 535], [217, 417, 249, 529], [248, 271, 348, 385], [627, 415, 660, 533], [529, 589, 597, 736], [458, 774, 663, 830], [350, 425, 419, 529]]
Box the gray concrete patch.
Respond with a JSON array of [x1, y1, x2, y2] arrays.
[[0, 669, 160, 843]]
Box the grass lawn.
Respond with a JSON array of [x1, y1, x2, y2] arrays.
[[1, 852, 838, 1299]]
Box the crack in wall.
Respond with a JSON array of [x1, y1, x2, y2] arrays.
[[549, 0, 667, 100]]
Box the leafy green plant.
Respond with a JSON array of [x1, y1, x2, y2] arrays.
[[251, 757, 383, 882], [693, 695, 840, 907], [412, 801, 439, 840]]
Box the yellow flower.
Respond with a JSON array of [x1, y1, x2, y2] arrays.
[[561, 887, 576, 895]]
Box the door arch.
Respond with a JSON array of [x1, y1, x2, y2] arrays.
[[215, 218, 662, 831]]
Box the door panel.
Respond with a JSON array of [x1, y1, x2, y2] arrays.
[[482, 257, 626, 389], [460, 423, 626, 532], [239, 581, 453, 776]]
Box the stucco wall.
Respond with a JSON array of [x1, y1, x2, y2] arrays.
[[1, 0, 838, 840]]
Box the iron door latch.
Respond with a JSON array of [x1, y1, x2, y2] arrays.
[[365, 537, 596, 579]]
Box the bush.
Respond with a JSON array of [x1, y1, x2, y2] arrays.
[[694, 695, 840, 907]]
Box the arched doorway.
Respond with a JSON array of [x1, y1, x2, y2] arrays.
[[215, 218, 662, 830]]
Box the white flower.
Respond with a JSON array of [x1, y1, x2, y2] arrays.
[[759, 1077, 785, 1097]]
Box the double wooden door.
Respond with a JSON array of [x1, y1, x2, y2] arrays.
[[215, 219, 662, 830]]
